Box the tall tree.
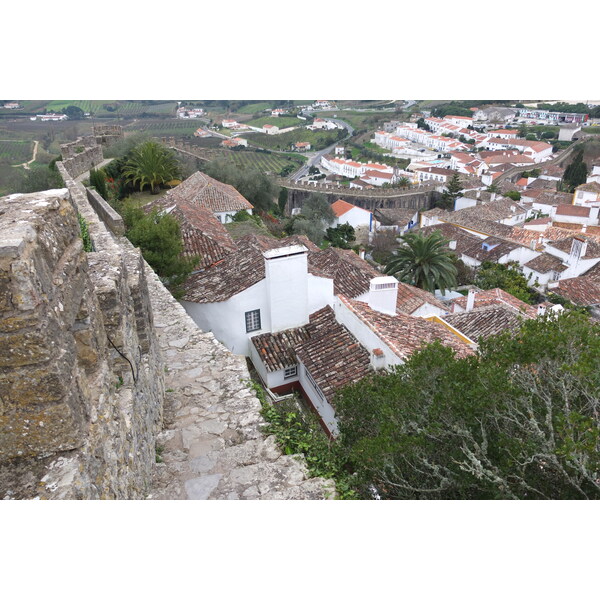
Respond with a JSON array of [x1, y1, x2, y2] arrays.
[[384, 230, 457, 294], [122, 141, 180, 194], [334, 310, 600, 500], [436, 172, 463, 210], [562, 149, 588, 192]]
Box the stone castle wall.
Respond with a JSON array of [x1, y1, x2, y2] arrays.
[[0, 155, 334, 500], [60, 137, 104, 179], [93, 124, 124, 148], [0, 167, 164, 499]]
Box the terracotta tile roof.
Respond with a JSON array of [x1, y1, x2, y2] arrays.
[[295, 306, 371, 403], [452, 288, 537, 317], [554, 277, 600, 306], [581, 261, 600, 282], [338, 296, 474, 361], [444, 305, 528, 341], [307, 247, 381, 298], [527, 178, 559, 190], [364, 169, 393, 179], [251, 326, 311, 372], [395, 282, 448, 315], [524, 253, 568, 274], [556, 204, 590, 217], [143, 197, 238, 269], [443, 197, 526, 224], [484, 154, 535, 166], [460, 235, 521, 262], [331, 199, 356, 217], [576, 181, 600, 193], [165, 171, 253, 214], [415, 166, 455, 176], [523, 190, 572, 205], [181, 234, 318, 303], [548, 236, 600, 258], [552, 222, 583, 230]]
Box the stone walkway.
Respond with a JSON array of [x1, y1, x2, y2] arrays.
[[144, 265, 335, 500]]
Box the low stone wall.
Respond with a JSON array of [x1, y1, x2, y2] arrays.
[[86, 187, 125, 236]]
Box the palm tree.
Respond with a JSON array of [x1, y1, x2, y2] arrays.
[[122, 141, 180, 194], [384, 230, 457, 294]]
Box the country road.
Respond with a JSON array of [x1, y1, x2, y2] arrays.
[[5, 139, 39, 170], [290, 113, 355, 181]]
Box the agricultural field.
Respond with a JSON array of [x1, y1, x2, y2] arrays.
[[237, 102, 275, 114], [0, 100, 178, 118], [317, 110, 398, 131], [246, 116, 303, 129], [124, 119, 201, 137], [0, 140, 34, 165], [244, 128, 344, 151], [209, 149, 305, 175]]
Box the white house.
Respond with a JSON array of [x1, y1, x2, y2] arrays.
[[263, 124, 279, 135], [38, 113, 68, 121], [161, 170, 253, 224], [331, 199, 376, 232], [573, 182, 600, 207], [522, 236, 600, 287], [177, 107, 204, 118]]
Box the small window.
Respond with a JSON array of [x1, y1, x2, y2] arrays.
[[284, 365, 297, 379], [245, 309, 261, 333]]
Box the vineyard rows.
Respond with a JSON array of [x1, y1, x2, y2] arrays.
[[0, 140, 33, 165]]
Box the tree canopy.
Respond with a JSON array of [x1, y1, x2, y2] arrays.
[[122, 141, 181, 194], [334, 310, 600, 499], [476, 261, 538, 304], [122, 204, 197, 297], [384, 230, 457, 294], [436, 172, 463, 210], [204, 158, 278, 213], [561, 149, 588, 192]]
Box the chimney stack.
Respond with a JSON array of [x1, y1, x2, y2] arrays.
[[368, 276, 399, 316], [466, 289, 476, 312], [263, 245, 309, 333]]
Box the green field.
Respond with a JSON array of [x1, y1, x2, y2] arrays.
[[317, 110, 396, 131], [124, 120, 201, 137], [237, 102, 274, 114], [0, 100, 178, 118], [246, 116, 302, 129], [0, 140, 34, 165], [210, 149, 305, 174], [245, 127, 344, 151]]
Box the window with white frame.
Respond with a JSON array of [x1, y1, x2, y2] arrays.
[[284, 365, 297, 379], [245, 309, 261, 333]]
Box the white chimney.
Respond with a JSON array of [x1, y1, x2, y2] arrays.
[[370, 348, 386, 370], [263, 245, 309, 333], [449, 240, 457, 250], [537, 305, 546, 316], [466, 289, 476, 312], [367, 276, 399, 316]]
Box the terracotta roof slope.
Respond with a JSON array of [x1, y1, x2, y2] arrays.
[[251, 326, 311, 372], [166, 170, 253, 213], [308, 247, 381, 298], [444, 305, 527, 341], [554, 277, 600, 306], [182, 234, 313, 303], [451, 288, 537, 316], [144, 197, 238, 269], [338, 296, 473, 361], [395, 282, 447, 315], [295, 306, 371, 403]]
